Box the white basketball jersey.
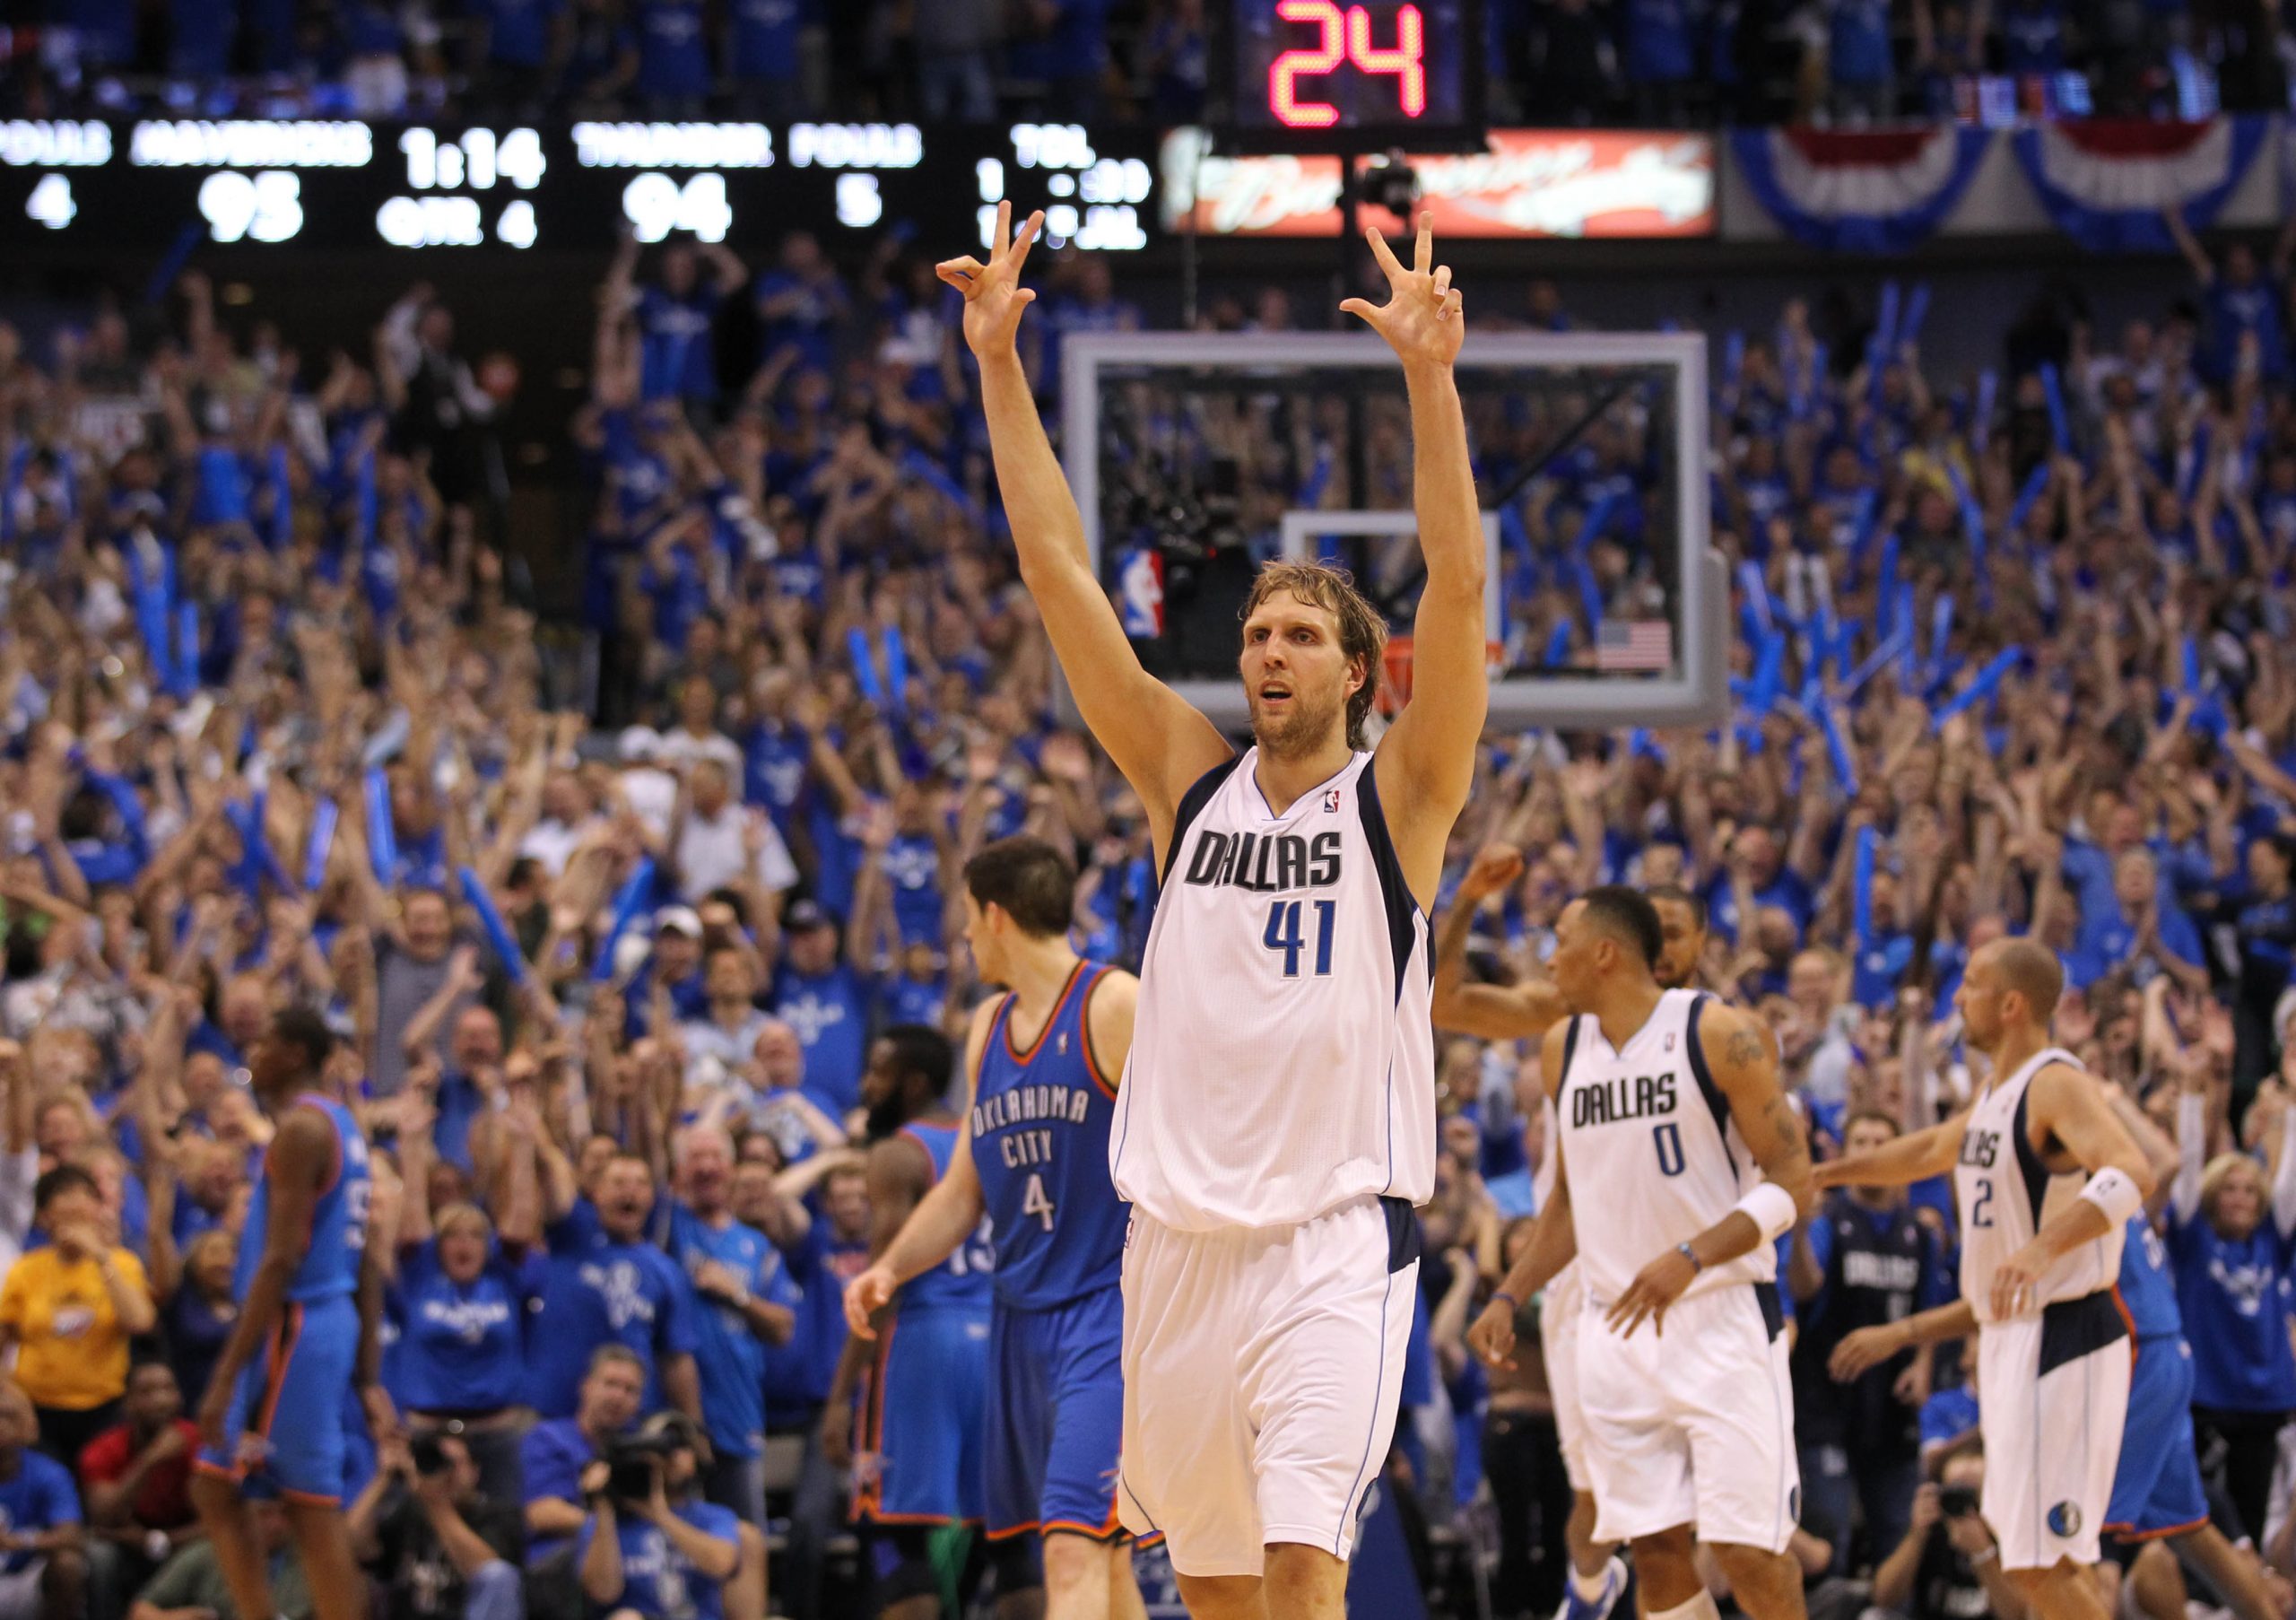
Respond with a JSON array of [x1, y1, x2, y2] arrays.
[[1114, 748, 1435, 1231], [1533, 1096, 1582, 1320], [1956, 1047, 2123, 1322], [1553, 989, 1775, 1305]]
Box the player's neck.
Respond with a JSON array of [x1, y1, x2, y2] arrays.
[[1983, 1023, 2051, 1085], [1588, 979, 1665, 1051], [1250, 733, 1356, 814], [1003, 936, 1082, 1013]]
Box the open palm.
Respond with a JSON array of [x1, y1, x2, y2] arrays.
[[1342, 217, 1465, 369], [937, 200, 1041, 358]]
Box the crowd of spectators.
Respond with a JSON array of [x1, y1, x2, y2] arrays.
[[11, 0, 2293, 129], [6, 199, 2296, 1620]]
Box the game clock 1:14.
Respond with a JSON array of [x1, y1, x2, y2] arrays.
[[1222, 0, 1481, 149]]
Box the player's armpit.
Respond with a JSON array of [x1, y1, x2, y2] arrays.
[[2029, 1062, 2156, 1198]]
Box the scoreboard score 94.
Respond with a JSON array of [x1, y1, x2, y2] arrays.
[[1219, 0, 1483, 151]]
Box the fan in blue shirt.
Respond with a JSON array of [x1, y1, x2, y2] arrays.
[[531, 1163, 703, 1424], [657, 1128, 798, 1527], [575, 1415, 742, 1620], [2168, 1081, 2296, 1541], [0, 1383, 78, 1575]]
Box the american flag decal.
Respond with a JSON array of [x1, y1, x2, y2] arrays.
[[1595, 618, 1673, 671]]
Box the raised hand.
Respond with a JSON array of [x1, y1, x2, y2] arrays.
[[935, 201, 1042, 359], [1341, 217, 1465, 370]]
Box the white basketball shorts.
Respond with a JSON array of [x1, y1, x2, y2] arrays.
[[1977, 1289, 2132, 1572], [1540, 1265, 1590, 1494], [1578, 1279, 1799, 1553], [1117, 1194, 1420, 1578]]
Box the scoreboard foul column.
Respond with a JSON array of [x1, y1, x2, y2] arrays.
[[0, 118, 1156, 255]]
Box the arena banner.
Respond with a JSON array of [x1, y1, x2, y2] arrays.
[[2013, 115, 2268, 253], [1157, 126, 1715, 238], [1730, 124, 1991, 254]]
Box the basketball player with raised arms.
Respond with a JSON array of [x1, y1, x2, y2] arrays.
[[1431, 850, 1700, 1620], [937, 203, 1484, 1618], [1465, 887, 1814, 1620], [845, 836, 1149, 1620], [1812, 937, 2152, 1620]]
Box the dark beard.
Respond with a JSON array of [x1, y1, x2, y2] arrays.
[[865, 1096, 909, 1141]]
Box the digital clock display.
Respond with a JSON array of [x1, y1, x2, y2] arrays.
[[1222, 0, 1481, 150]]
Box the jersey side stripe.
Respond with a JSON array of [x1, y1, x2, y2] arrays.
[[2011, 1088, 2050, 1227], [1353, 756, 1418, 999], [1684, 997, 1737, 1180], [1159, 755, 1243, 884]]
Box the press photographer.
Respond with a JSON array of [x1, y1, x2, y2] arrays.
[[577, 1415, 741, 1620], [348, 1431, 524, 1620]]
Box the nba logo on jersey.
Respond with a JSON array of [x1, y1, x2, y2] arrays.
[[1322, 788, 1341, 813]]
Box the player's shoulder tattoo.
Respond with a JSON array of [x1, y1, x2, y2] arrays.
[[1720, 1023, 1767, 1071]]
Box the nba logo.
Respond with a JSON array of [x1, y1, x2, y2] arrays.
[[1665, 1033, 1675, 1051], [1322, 789, 1342, 813], [1118, 547, 1164, 639], [1057, 1033, 1068, 1054]]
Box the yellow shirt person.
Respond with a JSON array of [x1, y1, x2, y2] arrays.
[[0, 1164, 158, 1458]]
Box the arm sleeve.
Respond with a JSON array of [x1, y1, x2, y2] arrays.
[[2173, 1092, 2206, 1225]]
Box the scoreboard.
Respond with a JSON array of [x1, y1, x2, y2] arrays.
[[0, 118, 1157, 256], [1214, 0, 1484, 152]]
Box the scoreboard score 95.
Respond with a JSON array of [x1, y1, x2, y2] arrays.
[[1217, 0, 1483, 151]]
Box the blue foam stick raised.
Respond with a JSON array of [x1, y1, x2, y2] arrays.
[[1900, 283, 1931, 350], [1929, 594, 1955, 672], [1842, 631, 1907, 697], [1932, 648, 2022, 727], [304, 797, 338, 893], [1974, 370, 1997, 454], [222, 800, 267, 901], [1544, 618, 1573, 668], [1573, 555, 1605, 631], [591, 855, 657, 982], [2181, 635, 2203, 695], [2039, 361, 2071, 454], [1738, 560, 1774, 637], [1854, 826, 1878, 949], [459, 865, 528, 987], [363, 768, 398, 885], [1869, 283, 1900, 407], [846, 627, 883, 706], [172, 598, 199, 698], [245, 790, 298, 895], [1848, 489, 1882, 568], [1723, 331, 1744, 395], [1750, 630, 1786, 715], [2007, 461, 2051, 537], [883, 624, 910, 714], [1817, 700, 1859, 797]]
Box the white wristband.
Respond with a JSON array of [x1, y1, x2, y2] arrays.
[[1733, 1180, 1799, 1243], [2078, 1166, 2143, 1227]]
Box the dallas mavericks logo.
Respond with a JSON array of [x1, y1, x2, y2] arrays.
[[2048, 1502, 2082, 1537]]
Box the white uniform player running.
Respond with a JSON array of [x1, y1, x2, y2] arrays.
[[1472, 888, 1815, 1620], [936, 201, 1488, 1620], [1815, 938, 2153, 1620]]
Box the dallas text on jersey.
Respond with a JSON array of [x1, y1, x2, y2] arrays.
[[1570, 1070, 1679, 1128], [1179, 830, 1343, 892]]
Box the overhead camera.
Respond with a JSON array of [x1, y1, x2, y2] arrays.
[[1355, 151, 1422, 220]]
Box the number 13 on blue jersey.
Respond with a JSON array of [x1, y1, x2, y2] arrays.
[[1264, 899, 1337, 978]]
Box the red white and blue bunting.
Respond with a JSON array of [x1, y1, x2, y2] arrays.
[[2012, 116, 2269, 253], [1732, 125, 1993, 254]]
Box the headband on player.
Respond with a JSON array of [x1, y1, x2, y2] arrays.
[[2077, 1165, 2144, 1228], [1733, 1181, 1798, 1244]]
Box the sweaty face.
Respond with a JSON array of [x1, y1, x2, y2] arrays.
[[1239, 593, 1360, 761]]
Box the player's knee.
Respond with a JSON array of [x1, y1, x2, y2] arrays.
[[1262, 1541, 1345, 1611], [1171, 1572, 1265, 1620], [1709, 1543, 1801, 1606], [1042, 1529, 1109, 1593], [1631, 1524, 1699, 1573]]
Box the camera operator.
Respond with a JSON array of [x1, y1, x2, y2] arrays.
[[1871, 1448, 2026, 1620], [577, 1413, 741, 1620], [521, 1346, 646, 1618], [347, 1431, 524, 1620]]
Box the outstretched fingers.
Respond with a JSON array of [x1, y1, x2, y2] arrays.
[[1363, 224, 1405, 282], [1009, 210, 1045, 273], [935, 257, 986, 292], [1414, 215, 1433, 274]]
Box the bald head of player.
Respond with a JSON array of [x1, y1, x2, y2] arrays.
[[1953, 936, 2063, 1056], [1646, 884, 1708, 991], [1549, 885, 1665, 1015], [1238, 561, 1388, 757]]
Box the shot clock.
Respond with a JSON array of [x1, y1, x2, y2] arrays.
[[1214, 0, 1484, 152]]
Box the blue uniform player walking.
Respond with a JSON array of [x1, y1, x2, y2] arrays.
[[190, 1006, 388, 1620], [828, 1024, 1000, 1620], [848, 837, 1150, 1620]]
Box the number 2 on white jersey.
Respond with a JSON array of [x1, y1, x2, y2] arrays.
[[1022, 1172, 1057, 1232], [1970, 1178, 1993, 1228]]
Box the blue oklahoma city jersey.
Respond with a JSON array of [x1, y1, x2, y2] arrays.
[[971, 962, 1126, 1309], [238, 1093, 371, 1301], [2118, 1215, 2181, 1342], [897, 1122, 994, 1314]]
